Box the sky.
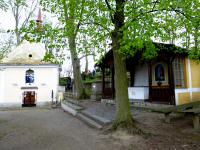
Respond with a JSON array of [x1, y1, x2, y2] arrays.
[[0, 8, 96, 77], [0, 10, 15, 30]]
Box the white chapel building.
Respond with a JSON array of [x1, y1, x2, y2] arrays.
[[0, 41, 59, 107]]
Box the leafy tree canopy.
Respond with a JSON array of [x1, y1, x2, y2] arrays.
[[0, 0, 8, 10], [91, 0, 199, 61]]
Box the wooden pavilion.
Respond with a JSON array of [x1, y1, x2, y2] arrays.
[[97, 42, 189, 105]]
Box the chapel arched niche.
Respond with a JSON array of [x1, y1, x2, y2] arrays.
[[25, 69, 34, 84]]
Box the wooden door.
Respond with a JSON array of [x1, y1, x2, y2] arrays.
[[150, 86, 171, 103], [23, 91, 36, 105], [149, 61, 175, 104]]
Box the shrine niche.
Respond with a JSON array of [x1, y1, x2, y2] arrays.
[[155, 64, 165, 82], [26, 69, 34, 84]]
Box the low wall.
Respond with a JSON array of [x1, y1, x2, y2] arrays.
[[128, 87, 149, 100]]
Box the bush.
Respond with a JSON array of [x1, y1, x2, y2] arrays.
[[59, 77, 67, 86]]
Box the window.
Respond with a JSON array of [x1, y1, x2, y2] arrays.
[[25, 69, 34, 84], [155, 64, 165, 81], [172, 57, 185, 88]]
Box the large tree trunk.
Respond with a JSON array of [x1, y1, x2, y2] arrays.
[[62, 0, 86, 99], [112, 31, 132, 124], [112, 0, 133, 125], [68, 36, 85, 99], [85, 54, 88, 73]]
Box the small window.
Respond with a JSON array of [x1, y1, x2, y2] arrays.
[[28, 54, 32, 58], [25, 69, 34, 84], [173, 57, 185, 88], [155, 64, 165, 81]]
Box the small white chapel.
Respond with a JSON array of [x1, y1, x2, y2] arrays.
[[0, 41, 59, 107]]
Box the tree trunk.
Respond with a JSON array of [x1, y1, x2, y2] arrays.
[[85, 54, 88, 73], [112, 31, 133, 124], [62, 0, 86, 99], [68, 36, 85, 99], [112, 0, 133, 125], [14, 3, 20, 45]]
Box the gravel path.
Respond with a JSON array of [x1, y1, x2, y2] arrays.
[[0, 108, 124, 150]]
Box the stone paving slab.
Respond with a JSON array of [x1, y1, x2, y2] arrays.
[[79, 100, 143, 121]]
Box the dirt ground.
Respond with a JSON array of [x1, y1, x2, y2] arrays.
[[129, 110, 200, 150], [0, 107, 200, 150], [80, 101, 200, 150]]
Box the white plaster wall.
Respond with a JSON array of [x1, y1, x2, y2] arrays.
[[0, 69, 5, 101], [128, 87, 149, 100], [0, 66, 58, 105], [134, 63, 149, 86]]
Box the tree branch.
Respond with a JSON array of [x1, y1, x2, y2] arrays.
[[75, 0, 85, 36], [105, 0, 113, 11], [79, 53, 95, 60], [132, 1, 159, 10], [62, 0, 69, 24], [104, 0, 114, 23], [21, 0, 38, 29], [127, 7, 193, 28], [80, 21, 111, 32]]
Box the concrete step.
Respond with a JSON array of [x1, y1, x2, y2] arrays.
[[61, 99, 106, 129], [64, 97, 81, 106], [76, 113, 103, 129], [61, 100, 83, 116], [81, 111, 111, 125], [61, 103, 78, 116]]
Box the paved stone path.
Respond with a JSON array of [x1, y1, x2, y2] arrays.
[[79, 101, 200, 150], [80, 101, 141, 121], [0, 108, 124, 150]]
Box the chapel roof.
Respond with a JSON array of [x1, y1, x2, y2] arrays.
[[0, 41, 50, 65]]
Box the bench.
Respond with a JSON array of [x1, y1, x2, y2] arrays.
[[152, 101, 200, 128], [178, 108, 200, 129], [153, 107, 176, 123]]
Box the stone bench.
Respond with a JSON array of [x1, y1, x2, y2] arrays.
[[153, 107, 176, 123], [153, 101, 200, 129], [178, 108, 200, 129]]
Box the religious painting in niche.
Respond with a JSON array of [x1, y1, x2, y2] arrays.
[[155, 64, 165, 81], [25, 69, 34, 84]]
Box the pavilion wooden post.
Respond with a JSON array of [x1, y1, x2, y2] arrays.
[[167, 57, 175, 105], [111, 65, 115, 99], [102, 67, 105, 98]]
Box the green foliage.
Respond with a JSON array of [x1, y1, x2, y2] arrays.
[[82, 0, 199, 61], [143, 41, 158, 60], [0, 0, 8, 10], [59, 77, 67, 86], [82, 70, 101, 84], [83, 77, 101, 84], [189, 48, 200, 62], [43, 52, 64, 64], [21, 20, 65, 64]]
